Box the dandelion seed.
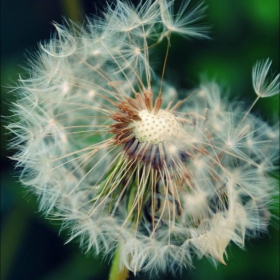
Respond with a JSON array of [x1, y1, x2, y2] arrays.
[[252, 58, 279, 98], [8, 0, 279, 278], [159, 0, 209, 38]]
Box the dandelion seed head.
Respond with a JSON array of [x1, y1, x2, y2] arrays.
[[7, 0, 279, 276], [133, 109, 181, 144]]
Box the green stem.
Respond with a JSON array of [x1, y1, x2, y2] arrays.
[[109, 247, 129, 280], [109, 163, 139, 280]]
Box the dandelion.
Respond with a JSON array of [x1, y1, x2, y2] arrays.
[[252, 58, 279, 98], [8, 0, 279, 279]]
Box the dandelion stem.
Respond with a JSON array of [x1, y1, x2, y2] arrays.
[[109, 246, 129, 280], [240, 96, 260, 123]]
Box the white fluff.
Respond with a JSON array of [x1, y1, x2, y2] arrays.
[[8, 0, 279, 276]]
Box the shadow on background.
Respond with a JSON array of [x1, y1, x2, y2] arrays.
[[1, 0, 279, 279]]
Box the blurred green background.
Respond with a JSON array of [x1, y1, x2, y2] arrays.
[[1, 0, 279, 280]]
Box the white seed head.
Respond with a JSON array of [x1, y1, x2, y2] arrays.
[[133, 109, 181, 144], [7, 0, 279, 276]]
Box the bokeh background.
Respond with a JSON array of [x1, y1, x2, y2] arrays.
[[1, 0, 279, 279]]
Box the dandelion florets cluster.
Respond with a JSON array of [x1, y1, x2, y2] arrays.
[[8, 0, 279, 276]]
